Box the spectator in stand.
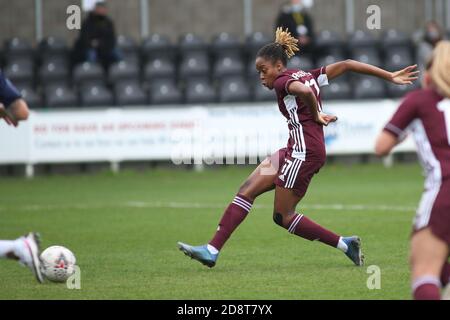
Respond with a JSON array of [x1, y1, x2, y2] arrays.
[[275, 0, 315, 55], [414, 21, 446, 77], [72, 1, 122, 68]]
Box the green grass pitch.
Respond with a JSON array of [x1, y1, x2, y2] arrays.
[[0, 163, 424, 299]]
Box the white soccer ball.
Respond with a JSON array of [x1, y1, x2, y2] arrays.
[[40, 246, 77, 282]]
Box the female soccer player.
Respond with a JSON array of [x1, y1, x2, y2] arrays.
[[178, 28, 418, 268], [375, 41, 450, 300]]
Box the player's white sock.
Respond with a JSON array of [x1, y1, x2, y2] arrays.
[[207, 244, 219, 255], [337, 237, 348, 253], [0, 239, 22, 259]]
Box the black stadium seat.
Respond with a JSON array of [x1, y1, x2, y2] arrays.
[[211, 32, 242, 59], [38, 36, 68, 61], [384, 47, 413, 70], [114, 80, 148, 106], [44, 84, 78, 108], [348, 30, 378, 49], [351, 47, 382, 67], [353, 76, 386, 99], [287, 56, 314, 71], [321, 78, 352, 100], [3, 58, 34, 84], [148, 79, 183, 105], [386, 80, 420, 99], [73, 62, 105, 86], [381, 29, 411, 49], [179, 52, 210, 80], [141, 34, 175, 62], [116, 35, 138, 64], [213, 53, 245, 79], [38, 57, 69, 85], [3, 37, 34, 62], [108, 60, 139, 84], [143, 57, 176, 81], [315, 30, 346, 57], [79, 84, 114, 107], [185, 77, 216, 104], [246, 32, 271, 60], [179, 33, 208, 54], [218, 76, 251, 103]]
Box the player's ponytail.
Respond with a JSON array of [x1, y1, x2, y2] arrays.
[[275, 27, 299, 59], [256, 27, 300, 66], [429, 41, 450, 98]]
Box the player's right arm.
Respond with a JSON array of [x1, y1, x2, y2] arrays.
[[287, 81, 336, 126], [375, 91, 418, 156], [325, 59, 419, 85]]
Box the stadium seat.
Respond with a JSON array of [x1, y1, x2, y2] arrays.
[[117, 35, 139, 64], [287, 55, 314, 71], [141, 34, 175, 62], [348, 30, 378, 49], [16, 84, 42, 109], [315, 30, 346, 57], [73, 62, 105, 86], [79, 83, 114, 107], [185, 77, 216, 104], [143, 57, 176, 81], [38, 36, 68, 61], [218, 76, 251, 103], [178, 33, 208, 54], [3, 58, 34, 84], [108, 60, 139, 84], [353, 76, 386, 99], [252, 80, 275, 102], [179, 51, 210, 80], [44, 84, 78, 108], [380, 29, 411, 49], [211, 32, 242, 59], [384, 47, 413, 70], [386, 80, 420, 98], [316, 54, 344, 68], [213, 53, 245, 79], [38, 57, 69, 85], [321, 78, 352, 100], [3, 37, 34, 62], [245, 32, 271, 60], [114, 80, 148, 106], [148, 79, 183, 105], [351, 47, 382, 67]]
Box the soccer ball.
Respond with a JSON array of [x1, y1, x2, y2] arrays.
[[40, 246, 77, 282]]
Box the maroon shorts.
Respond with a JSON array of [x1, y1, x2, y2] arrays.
[[273, 148, 325, 198], [413, 179, 450, 245]]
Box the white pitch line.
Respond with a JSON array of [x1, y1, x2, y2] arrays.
[[0, 201, 417, 213]]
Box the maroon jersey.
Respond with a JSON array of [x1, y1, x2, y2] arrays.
[[273, 67, 329, 162], [384, 88, 450, 184]]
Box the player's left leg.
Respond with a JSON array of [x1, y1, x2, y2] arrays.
[[272, 185, 363, 266], [410, 228, 449, 300], [0, 233, 44, 283]]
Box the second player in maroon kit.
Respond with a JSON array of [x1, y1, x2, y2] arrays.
[[376, 40, 450, 300], [178, 28, 419, 269]]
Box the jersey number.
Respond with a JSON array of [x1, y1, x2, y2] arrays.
[[304, 79, 321, 111], [438, 99, 450, 146]]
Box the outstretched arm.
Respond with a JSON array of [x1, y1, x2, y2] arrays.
[[326, 59, 419, 84]]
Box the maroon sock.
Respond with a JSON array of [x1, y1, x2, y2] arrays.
[[286, 213, 340, 248], [209, 194, 253, 251], [440, 262, 450, 286], [413, 276, 441, 300]]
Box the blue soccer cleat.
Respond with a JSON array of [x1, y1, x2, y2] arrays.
[[177, 242, 218, 268], [343, 236, 364, 266]]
